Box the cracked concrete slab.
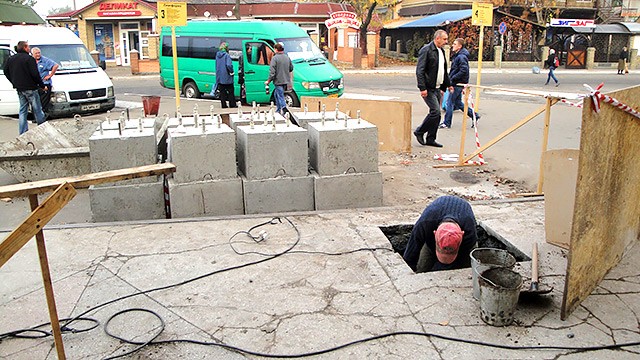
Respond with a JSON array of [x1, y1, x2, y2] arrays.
[[1, 200, 640, 359]]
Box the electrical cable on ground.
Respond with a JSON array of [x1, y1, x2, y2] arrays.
[[2, 216, 640, 358]]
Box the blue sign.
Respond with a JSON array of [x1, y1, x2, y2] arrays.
[[499, 22, 507, 35]]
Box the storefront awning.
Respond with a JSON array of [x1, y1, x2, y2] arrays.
[[397, 9, 472, 28], [572, 23, 629, 34], [383, 17, 421, 29], [618, 22, 640, 34]]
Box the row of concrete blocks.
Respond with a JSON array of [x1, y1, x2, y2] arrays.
[[88, 110, 382, 222], [89, 171, 383, 221]]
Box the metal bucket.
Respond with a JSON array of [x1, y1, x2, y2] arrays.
[[478, 267, 522, 326], [470, 248, 516, 300]]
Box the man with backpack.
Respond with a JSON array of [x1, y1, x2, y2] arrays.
[[545, 49, 559, 87]]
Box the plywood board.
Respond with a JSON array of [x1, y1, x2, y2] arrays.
[[542, 149, 580, 250], [561, 85, 640, 319], [300, 97, 412, 153]]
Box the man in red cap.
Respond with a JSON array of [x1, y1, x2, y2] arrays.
[[403, 196, 478, 272]]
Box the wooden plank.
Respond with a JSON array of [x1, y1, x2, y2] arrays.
[[29, 194, 67, 359], [0, 162, 175, 198], [542, 149, 579, 250], [561, 85, 640, 319], [536, 97, 553, 194], [0, 183, 76, 268], [300, 97, 412, 153], [462, 100, 557, 163]]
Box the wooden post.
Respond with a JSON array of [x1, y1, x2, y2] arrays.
[[458, 87, 470, 165], [536, 97, 553, 194], [30, 192, 71, 360]]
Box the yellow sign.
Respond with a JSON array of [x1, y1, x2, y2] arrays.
[[158, 2, 187, 27], [472, 2, 493, 26]]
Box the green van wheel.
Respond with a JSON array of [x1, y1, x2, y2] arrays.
[[183, 81, 201, 99]]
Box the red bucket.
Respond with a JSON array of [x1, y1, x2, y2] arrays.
[[142, 95, 161, 116]]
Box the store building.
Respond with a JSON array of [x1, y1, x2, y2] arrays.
[[46, 0, 358, 67], [47, 0, 158, 67]]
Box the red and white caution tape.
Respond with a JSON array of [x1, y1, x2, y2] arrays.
[[435, 85, 486, 165], [585, 83, 640, 120], [559, 98, 583, 108]]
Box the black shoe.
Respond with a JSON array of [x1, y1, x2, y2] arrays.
[[414, 131, 426, 145], [425, 140, 443, 148]]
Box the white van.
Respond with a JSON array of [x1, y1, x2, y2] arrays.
[[0, 25, 115, 117], [0, 46, 19, 115]]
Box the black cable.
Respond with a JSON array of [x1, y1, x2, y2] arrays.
[[103, 308, 165, 360], [0, 317, 99, 340]]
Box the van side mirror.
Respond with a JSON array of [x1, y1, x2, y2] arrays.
[[99, 60, 106, 70]]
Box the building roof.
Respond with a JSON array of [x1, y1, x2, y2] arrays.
[[397, 9, 472, 28], [0, 0, 44, 25], [47, 0, 157, 19], [188, 1, 354, 19]]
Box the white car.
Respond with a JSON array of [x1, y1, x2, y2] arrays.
[[0, 46, 19, 116]]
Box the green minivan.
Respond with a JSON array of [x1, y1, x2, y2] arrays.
[[159, 20, 344, 107]]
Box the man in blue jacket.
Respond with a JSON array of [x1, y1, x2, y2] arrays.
[[442, 38, 480, 129], [3, 41, 46, 135], [215, 42, 236, 108], [414, 29, 450, 148], [403, 195, 478, 272]]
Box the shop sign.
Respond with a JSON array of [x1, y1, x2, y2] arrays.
[[98, 2, 142, 16], [549, 18, 595, 28], [325, 11, 361, 30]]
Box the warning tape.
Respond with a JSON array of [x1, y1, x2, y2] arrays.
[[586, 83, 640, 120], [559, 98, 584, 108], [435, 85, 486, 165]]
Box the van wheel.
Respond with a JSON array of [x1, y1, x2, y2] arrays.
[[183, 81, 201, 98], [284, 91, 300, 108]]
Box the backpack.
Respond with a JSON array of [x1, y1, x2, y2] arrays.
[[554, 56, 560, 67]]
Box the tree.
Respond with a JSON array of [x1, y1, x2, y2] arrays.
[[8, 0, 37, 7], [344, 0, 396, 55], [48, 6, 73, 15]]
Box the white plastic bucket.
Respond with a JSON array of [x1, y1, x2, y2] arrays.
[[470, 248, 516, 300]]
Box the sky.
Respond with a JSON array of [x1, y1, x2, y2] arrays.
[[32, 0, 93, 17]]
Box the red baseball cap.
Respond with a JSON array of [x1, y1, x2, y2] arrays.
[[434, 222, 464, 264]]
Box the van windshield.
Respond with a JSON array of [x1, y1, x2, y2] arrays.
[[276, 37, 325, 62], [36, 44, 98, 70]]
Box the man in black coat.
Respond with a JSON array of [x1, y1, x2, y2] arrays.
[[4, 41, 46, 135], [414, 29, 450, 148], [403, 195, 478, 272]]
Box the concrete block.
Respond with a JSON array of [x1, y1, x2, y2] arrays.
[[229, 112, 285, 131], [166, 114, 219, 129], [308, 119, 378, 175], [168, 178, 244, 218], [313, 171, 383, 210], [89, 127, 158, 186], [242, 175, 314, 214], [236, 123, 308, 180], [168, 124, 236, 183], [291, 110, 347, 129], [89, 181, 165, 222]]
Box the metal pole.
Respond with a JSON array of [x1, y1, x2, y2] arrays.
[[475, 25, 484, 110], [171, 26, 180, 112]]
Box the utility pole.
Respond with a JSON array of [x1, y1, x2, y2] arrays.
[[235, 0, 240, 19]]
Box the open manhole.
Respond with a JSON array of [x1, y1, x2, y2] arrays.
[[379, 222, 530, 269]]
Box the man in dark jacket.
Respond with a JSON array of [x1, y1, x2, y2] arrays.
[[442, 38, 480, 129], [3, 41, 46, 135], [545, 49, 559, 87], [215, 42, 236, 108], [414, 29, 450, 147], [265, 43, 293, 115], [403, 195, 478, 272]]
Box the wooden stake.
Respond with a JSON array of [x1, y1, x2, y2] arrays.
[[536, 97, 553, 194]]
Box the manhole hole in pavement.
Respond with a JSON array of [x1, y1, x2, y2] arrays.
[[450, 170, 480, 184], [379, 223, 530, 270]]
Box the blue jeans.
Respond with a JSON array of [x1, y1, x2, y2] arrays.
[[274, 85, 286, 114], [17, 89, 45, 135], [546, 67, 558, 84], [443, 86, 478, 127], [415, 89, 441, 143]]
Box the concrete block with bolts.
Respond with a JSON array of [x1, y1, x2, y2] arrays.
[[89, 127, 158, 186], [307, 119, 378, 176], [168, 124, 236, 183], [229, 112, 285, 131], [236, 123, 308, 180], [168, 178, 244, 218], [312, 171, 383, 210], [165, 114, 219, 129], [89, 181, 165, 222], [242, 175, 314, 214], [291, 110, 347, 129]]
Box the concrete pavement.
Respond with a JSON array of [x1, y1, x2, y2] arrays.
[[2, 199, 640, 359]]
